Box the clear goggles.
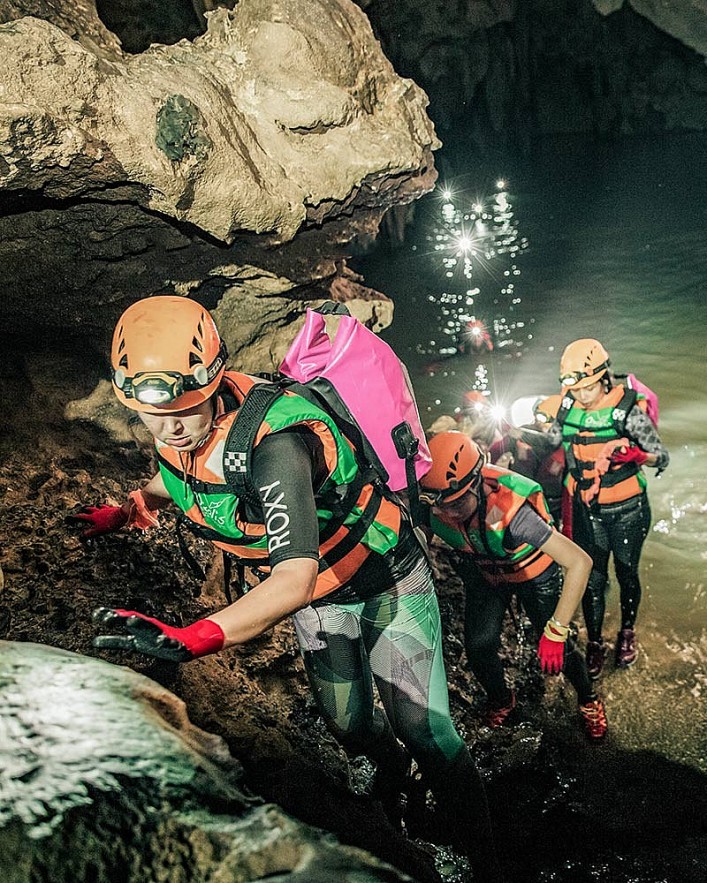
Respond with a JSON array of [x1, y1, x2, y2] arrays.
[[113, 341, 227, 407], [559, 359, 610, 387], [419, 465, 482, 507]]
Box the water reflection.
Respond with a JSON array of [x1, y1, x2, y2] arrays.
[[420, 180, 529, 376]]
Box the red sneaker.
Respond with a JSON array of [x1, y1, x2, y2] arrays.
[[616, 628, 637, 668], [585, 639, 606, 679], [484, 691, 516, 728], [579, 697, 608, 740]]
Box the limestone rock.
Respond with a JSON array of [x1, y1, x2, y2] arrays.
[[594, 1, 707, 59], [0, 0, 123, 59], [0, 640, 417, 882], [0, 0, 439, 242], [62, 258, 396, 443]]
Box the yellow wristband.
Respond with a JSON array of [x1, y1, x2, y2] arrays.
[[543, 618, 570, 643]]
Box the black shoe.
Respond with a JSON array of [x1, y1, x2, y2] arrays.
[[585, 639, 606, 679]]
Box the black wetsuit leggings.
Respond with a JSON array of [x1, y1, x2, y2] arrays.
[[462, 563, 595, 706], [573, 492, 651, 641]]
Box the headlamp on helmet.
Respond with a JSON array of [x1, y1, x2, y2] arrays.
[[112, 340, 228, 407], [559, 359, 610, 387], [110, 296, 228, 413], [559, 339, 611, 390], [420, 431, 484, 506]]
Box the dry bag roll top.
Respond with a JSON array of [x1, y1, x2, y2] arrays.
[[279, 303, 432, 494]]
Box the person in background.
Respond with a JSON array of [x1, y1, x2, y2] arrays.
[[545, 339, 669, 677], [487, 395, 566, 523], [419, 431, 607, 741], [69, 295, 503, 879], [428, 391, 508, 461]]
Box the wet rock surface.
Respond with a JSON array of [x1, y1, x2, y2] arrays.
[[0, 640, 422, 883]]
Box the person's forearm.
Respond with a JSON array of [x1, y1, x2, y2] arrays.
[[538, 530, 592, 626], [208, 560, 317, 646], [552, 558, 591, 626], [139, 473, 173, 508]]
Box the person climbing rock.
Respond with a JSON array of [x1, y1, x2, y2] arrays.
[[546, 338, 669, 677], [420, 431, 608, 741], [69, 295, 504, 879]]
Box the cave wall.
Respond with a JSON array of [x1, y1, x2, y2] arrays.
[[0, 0, 437, 404], [359, 0, 707, 149]]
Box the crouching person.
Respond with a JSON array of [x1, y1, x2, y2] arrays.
[[420, 431, 607, 740]]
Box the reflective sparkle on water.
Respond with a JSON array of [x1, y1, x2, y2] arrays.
[[420, 180, 530, 397]]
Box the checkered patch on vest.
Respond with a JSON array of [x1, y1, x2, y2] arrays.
[[612, 407, 627, 425], [224, 451, 247, 473]]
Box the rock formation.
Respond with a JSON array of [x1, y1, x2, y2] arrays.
[[0, 640, 418, 882], [594, 0, 707, 59], [0, 0, 438, 419]]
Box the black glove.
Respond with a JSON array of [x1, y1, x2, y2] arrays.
[[92, 608, 192, 662]]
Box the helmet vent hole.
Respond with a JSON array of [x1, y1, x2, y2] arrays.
[[189, 351, 204, 368], [192, 335, 204, 353]]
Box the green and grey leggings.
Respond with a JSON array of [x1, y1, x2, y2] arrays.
[[292, 553, 466, 771]]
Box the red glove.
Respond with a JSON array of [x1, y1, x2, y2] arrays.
[[537, 619, 568, 674], [67, 504, 129, 537], [611, 445, 649, 467], [93, 608, 225, 661]]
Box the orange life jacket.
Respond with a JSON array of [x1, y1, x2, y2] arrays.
[[430, 465, 555, 586], [157, 372, 401, 600], [556, 385, 648, 505]]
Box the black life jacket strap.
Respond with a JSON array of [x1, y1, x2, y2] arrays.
[[318, 481, 384, 573], [222, 383, 285, 507], [175, 513, 207, 583], [611, 387, 637, 435]]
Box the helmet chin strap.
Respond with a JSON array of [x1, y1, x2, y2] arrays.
[[193, 395, 218, 451]]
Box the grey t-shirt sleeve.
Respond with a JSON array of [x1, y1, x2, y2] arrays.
[[625, 405, 670, 470], [503, 502, 553, 551]]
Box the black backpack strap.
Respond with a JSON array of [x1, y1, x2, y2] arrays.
[[555, 393, 574, 428], [175, 513, 207, 583], [611, 387, 637, 435], [222, 382, 285, 507], [391, 421, 424, 527]]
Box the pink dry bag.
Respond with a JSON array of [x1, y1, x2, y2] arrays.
[[280, 305, 431, 493], [625, 373, 659, 427]]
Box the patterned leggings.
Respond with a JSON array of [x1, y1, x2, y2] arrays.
[[292, 554, 465, 771]]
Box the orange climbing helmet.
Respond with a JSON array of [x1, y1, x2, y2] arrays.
[[559, 338, 610, 389], [110, 295, 228, 412], [533, 393, 564, 424], [420, 431, 484, 505]]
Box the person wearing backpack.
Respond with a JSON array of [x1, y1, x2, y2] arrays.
[[545, 339, 670, 677], [420, 431, 608, 741], [69, 295, 504, 879]]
